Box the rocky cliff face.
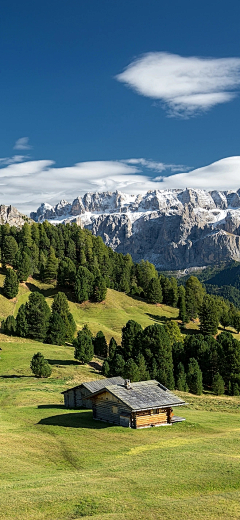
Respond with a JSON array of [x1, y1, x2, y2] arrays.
[[30, 188, 240, 270], [0, 205, 31, 227]]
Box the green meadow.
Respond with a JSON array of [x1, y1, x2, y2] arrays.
[[0, 279, 240, 519]]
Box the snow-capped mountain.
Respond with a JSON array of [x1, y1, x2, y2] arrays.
[[30, 188, 240, 270]]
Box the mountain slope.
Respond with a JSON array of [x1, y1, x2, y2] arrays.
[[30, 188, 240, 270]]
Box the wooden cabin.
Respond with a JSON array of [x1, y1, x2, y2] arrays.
[[89, 379, 186, 428], [61, 376, 125, 409]]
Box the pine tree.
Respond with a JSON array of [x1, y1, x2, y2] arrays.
[[74, 266, 94, 303], [109, 337, 117, 360], [102, 359, 110, 377], [185, 276, 205, 321], [30, 352, 52, 378], [17, 252, 31, 282], [2, 315, 16, 335], [93, 331, 108, 357], [124, 358, 139, 382], [46, 313, 67, 345], [25, 292, 51, 342], [178, 285, 187, 323], [92, 276, 107, 302], [57, 258, 76, 287], [212, 373, 225, 395], [16, 304, 29, 337], [51, 292, 76, 342], [121, 320, 143, 360], [164, 321, 182, 346], [199, 295, 219, 336], [73, 330, 94, 364], [136, 353, 149, 381], [176, 362, 188, 391], [112, 353, 125, 376], [187, 358, 203, 395], [43, 246, 58, 282], [2, 236, 18, 266], [147, 277, 163, 303], [3, 269, 19, 298]]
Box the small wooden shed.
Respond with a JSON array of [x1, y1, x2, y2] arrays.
[[89, 379, 186, 428], [61, 376, 125, 409]]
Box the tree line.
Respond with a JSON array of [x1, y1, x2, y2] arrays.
[[73, 319, 240, 396]]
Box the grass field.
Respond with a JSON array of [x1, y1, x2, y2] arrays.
[[0, 277, 240, 519], [0, 332, 240, 519]]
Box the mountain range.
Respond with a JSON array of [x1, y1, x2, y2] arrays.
[[28, 188, 240, 270]]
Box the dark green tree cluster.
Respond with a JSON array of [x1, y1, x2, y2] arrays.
[[2, 291, 76, 345], [102, 319, 175, 389], [172, 331, 240, 395]]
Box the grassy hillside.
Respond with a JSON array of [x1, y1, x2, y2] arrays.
[[0, 333, 240, 520], [0, 273, 178, 343]]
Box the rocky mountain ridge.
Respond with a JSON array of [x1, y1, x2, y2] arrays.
[[0, 205, 31, 227], [30, 188, 240, 270]]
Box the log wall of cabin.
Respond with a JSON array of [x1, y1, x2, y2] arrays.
[[63, 387, 92, 409], [132, 407, 172, 429], [92, 391, 131, 425]]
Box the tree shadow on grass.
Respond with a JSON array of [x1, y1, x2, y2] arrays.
[[38, 404, 66, 409], [0, 374, 33, 378], [46, 359, 80, 366], [38, 411, 110, 429], [145, 313, 178, 323], [25, 282, 58, 299]]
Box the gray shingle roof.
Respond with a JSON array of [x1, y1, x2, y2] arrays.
[[91, 380, 186, 411], [61, 376, 125, 394]]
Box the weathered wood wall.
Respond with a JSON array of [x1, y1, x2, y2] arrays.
[[63, 387, 92, 409], [93, 392, 131, 426]]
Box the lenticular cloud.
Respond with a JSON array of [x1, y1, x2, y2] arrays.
[[116, 52, 240, 117]]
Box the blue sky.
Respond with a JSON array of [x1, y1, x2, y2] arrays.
[[1, 0, 240, 212]]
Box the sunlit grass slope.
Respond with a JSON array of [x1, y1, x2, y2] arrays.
[[0, 332, 240, 520]]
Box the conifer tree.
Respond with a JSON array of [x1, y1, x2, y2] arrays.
[[51, 292, 76, 342], [121, 320, 143, 360], [185, 276, 205, 321], [199, 295, 219, 336], [16, 304, 29, 337], [3, 269, 19, 298], [46, 313, 67, 345], [178, 285, 187, 323], [176, 362, 188, 392], [17, 251, 31, 282], [74, 266, 94, 303], [73, 330, 94, 364], [147, 277, 163, 303], [57, 258, 76, 287], [112, 353, 125, 376], [109, 337, 117, 360], [25, 292, 51, 342], [43, 246, 58, 282], [92, 276, 107, 302], [102, 359, 110, 377], [124, 358, 139, 381], [2, 315, 16, 335], [212, 373, 225, 395], [93, 331, 108, 357], [2, 236, 18, 266], [136, 353, 149, 381], [187, 358, 203, 395], [30, 352, 52, 378]]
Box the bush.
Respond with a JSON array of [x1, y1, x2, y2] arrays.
[[30, 352, 52, 378]]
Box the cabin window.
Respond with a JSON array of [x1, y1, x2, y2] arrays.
[[152, 409, 158, 415], [112, 406, 118, 414]]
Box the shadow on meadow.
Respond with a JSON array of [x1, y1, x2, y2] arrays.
[[38, 411, 109, 429], [145, 313, 178, 323], [46, 359, 80, 366]]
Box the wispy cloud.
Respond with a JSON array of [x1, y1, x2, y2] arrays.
[[116, 52, 240, 117], [14, 137, 32, 150], [123, 158, 189, 173], [0, 156, 240, 215], [0, 155, 30, 166]]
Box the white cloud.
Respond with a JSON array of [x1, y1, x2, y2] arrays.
[[14, 137, 32, 150], [160, 156, 240, 191], [0, 156, 240, 215], [116, 52, 240, 117], [0, 155, 30, 166]]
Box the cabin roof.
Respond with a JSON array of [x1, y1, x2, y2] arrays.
[[90, 380, 186, 411], [61, 376, 125, 394]]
